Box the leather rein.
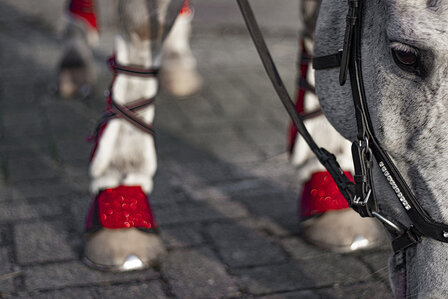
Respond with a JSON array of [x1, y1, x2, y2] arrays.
[[237, 0, 448, 252]]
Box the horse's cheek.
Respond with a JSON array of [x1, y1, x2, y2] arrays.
[[315, 70, 358, 141]]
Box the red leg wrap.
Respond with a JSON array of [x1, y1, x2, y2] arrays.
[[179, 0, 191, 15], [69, 0, 98, 30], [86, 186, 157, 232], [300, 171, 353, 219]]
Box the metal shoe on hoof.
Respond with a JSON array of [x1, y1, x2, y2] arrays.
[[83, 186, 166, 271], [299, 171, 388, 252]]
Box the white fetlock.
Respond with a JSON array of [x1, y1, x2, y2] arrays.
[[161, 11, 203, 97]]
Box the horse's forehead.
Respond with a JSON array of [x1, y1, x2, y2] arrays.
[[386, 0, 448, 48]]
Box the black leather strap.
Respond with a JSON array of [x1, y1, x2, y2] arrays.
[[108, 57, 159, 77], [313, 52, 341, 70]]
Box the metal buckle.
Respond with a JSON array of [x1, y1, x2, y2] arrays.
[[353, 189, 371, 206]]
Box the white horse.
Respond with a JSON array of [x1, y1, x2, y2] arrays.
[[311, 0, 448, 297]]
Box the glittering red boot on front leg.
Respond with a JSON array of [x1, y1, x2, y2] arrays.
[[84, 186, 165, 271]]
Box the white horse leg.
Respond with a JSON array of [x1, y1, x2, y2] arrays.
[[292, 0, 385, 252], [85, 0, 184, 271], [58, 0, 99, 98], [161, 0, 203, 97]]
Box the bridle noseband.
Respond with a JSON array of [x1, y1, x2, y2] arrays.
[[237, 0, 448, 252]]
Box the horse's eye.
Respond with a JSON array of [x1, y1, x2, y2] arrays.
[[392, 48, 418, 66], [391, 44, 421, 75]]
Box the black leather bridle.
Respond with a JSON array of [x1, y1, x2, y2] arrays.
[[237, 0, 448, 252]]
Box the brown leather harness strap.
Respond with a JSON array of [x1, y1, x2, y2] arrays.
[[90, 57, 159, 146]]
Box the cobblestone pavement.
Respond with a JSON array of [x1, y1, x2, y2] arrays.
[[0, 0, 393, 298]]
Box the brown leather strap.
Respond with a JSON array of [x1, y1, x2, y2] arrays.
[[108, 56, 159, 78]]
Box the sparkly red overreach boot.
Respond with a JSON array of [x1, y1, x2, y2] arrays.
[[84, 186, 165, 271], [300, 171, 351, 220]]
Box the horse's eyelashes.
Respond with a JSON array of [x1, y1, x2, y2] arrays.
[[390, 43, 422, 76], [393, 49, 418, 65]]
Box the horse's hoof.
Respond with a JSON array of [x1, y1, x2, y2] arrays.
[[58, 42, 96, 98], [84, 228, 166, 271], [84, 185, 165, 271], [300, 209, 386, 252], [160, 65, 203, 97], [59, 69, 93, 98], [299, 171, 387, 252]]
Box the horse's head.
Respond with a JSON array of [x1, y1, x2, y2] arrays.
[[314, 0, 448, 297]]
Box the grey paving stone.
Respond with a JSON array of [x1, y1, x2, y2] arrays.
[[239, 121, 287, 157], [14, 221, 76, 264], [174, 94, 222, 126], [180, 130, 264, 164], [28, 288, 95, 299], [162, 247, 240, 298], [7, 157, 61, 183], [54, 138, 92, 163], [0, 247, 16, 295], [1, 0, 65, 31], [0, 226, 6, 245], [95, 281, 167, 299], [0, 185, 22, 202], [206, 222, 287, 268], [6, 180, 81, 201], [235, 256, 370, 295], [177, 178, 287, 203], [258, 290, 320, 299], [0, 145, 49, 162], [359, 250, 392, 284], [316, 281, 393, 298], [150, 168, 190, 205], [2, 111, 44, 138], [281, 237, 333, 261], [157, 199, 248, 226], [0, 202, 62, 222], [24, 261, 158, 291], [44, 103, 91, 137], [238, 193, 299, 234], [239, 217, 291, 238], [193, 0, 298, 36], [163, 159, 237, 185], [160, 226, 204, 249]]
